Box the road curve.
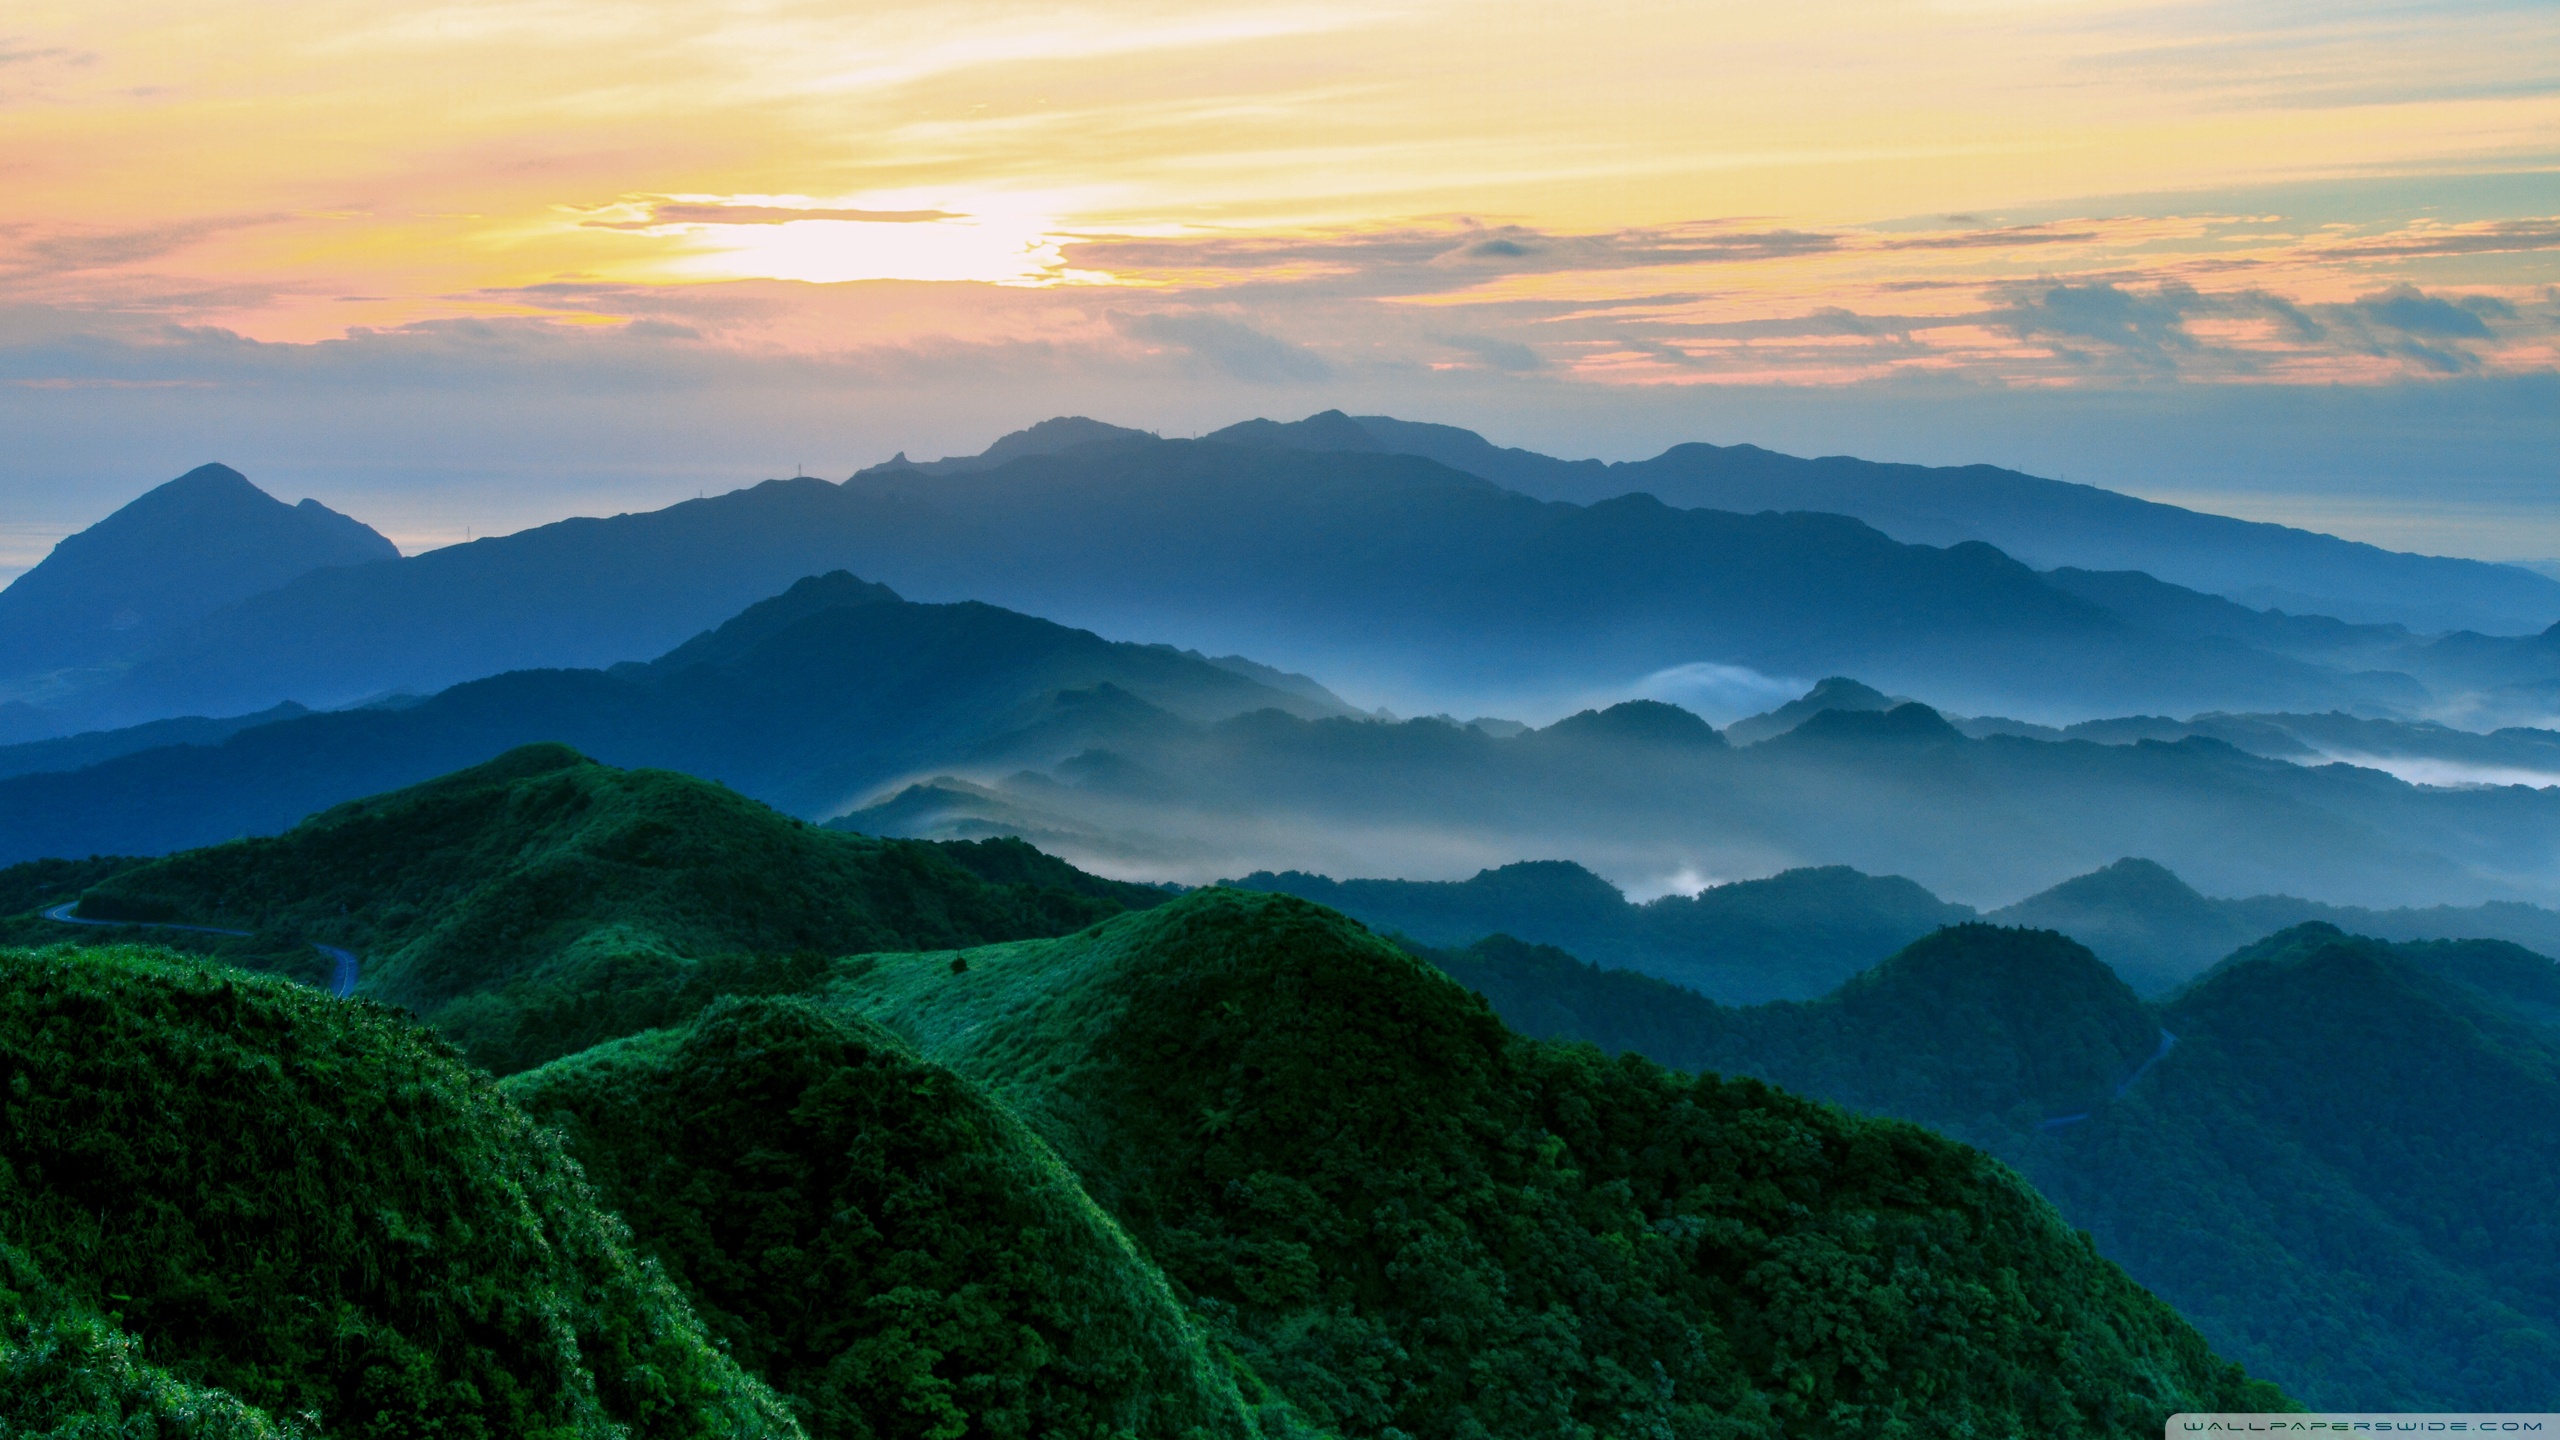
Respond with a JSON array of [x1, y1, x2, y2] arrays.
[[41, 902, 361, 998]]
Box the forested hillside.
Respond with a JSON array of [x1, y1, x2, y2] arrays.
[[504, 997, 1296, 1440], [0, 942, 799, 1437], [1416, 921, 2560, 1408], [0, 829, 2292, 1436], [819, 889, 2281, 1435]]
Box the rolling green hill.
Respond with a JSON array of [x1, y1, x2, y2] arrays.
[[21, 744, 1167, 1073], [0, 941, 799, 1438], [503, 997, 1297, 1440], [1415, 921, 2560, 1408], [814, 888, 2280, 1436]]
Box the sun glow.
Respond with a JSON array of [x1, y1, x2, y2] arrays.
[[0, 0, 2552, 375]]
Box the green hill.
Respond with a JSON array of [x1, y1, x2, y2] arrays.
[[819, 888, 2280, 1437], [503, 997, 1295, 1440], [0, 941, 799, 1437], [28, 744, 1166, 1073], [1416, 921, 2560, 1408]]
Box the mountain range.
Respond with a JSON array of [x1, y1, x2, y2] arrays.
[[0, 572, 1347, 865], [1205, 410, 2560, 634], [9, 419, 2556, 736], [6, 571, 2553, 914], [852, 688, 2560, 910], [1238, 852, 2560, 998], [1419, 921, 2560, 1409]]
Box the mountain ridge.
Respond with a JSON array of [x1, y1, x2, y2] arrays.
[[14, 427, 2523, 732], [1217, 410, 2560, 634]]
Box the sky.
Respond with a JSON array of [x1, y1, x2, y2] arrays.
[[2, 0, 2556, 578]]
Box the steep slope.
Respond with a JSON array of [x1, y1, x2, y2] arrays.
[[1214, 410, 2560, 635], [47, 432, 2417, 730], [826, 889, 2282, 1436], [0, 572, 1346, 865], [0, 465, 396, 698], [502, 997, 1290, 1440], [1416, 921, 2560, 1409], [0, 941, 799, 1437], [39, 745, 1166, 1073]]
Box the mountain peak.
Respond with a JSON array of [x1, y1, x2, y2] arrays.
[[646, 570, 904, 672], [2046, 856, 2207, 907], [1777, 701, 1960, 746], [0, 464, 399, 692], [157, 461, 257, 496], [1725, 676, 1902, 745], [869, 416, 1157, 477], [1535, 698, 1726, 749], [1204, 409, 1386, 453]]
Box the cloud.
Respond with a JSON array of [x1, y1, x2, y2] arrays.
[[1877, 223, 2103, 251], [1109, 310, 1331, 383], [2347, 284, 2509, 338], [1433, 333, 1544, 371], [581, 201, 963, 230], [0, 216, 291, 284], [1992, 281, 2202, 367], [2315, 220, 2560, 261]]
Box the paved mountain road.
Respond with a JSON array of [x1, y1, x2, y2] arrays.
[[42, 902, 361, 998]]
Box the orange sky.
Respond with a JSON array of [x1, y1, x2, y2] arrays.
[[5, 0, 2554, 370], [1, 0, 2555, 568]]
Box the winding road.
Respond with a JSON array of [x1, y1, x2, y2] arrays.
[[2036, 1027, 2180, 1131], [42, 902, 361, 998]]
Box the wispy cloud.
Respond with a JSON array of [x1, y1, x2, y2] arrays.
[[1109, 309, 1331, 382]]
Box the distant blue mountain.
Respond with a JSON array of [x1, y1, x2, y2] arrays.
[[0, 464, 396, 698], [1214, 410, 2560, 635], [0, 572, 1348, 864], [26, 433, 2464, 731]]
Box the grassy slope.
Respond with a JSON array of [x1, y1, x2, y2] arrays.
[[504, 997, 1300, 1440], [31, 745, 1162, 1074], [0, 941, 800, 1439], [821, 888, 2281, 1438]]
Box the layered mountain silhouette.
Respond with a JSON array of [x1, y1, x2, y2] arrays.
[[0, 572, 1349, 864], [1235, 850, 2560, 999], [1216, 410, 2560, 634], [1418, 921, 2560, 1409], [0, 463, 395, 695], [854, 691, 2560, 911], [1234, 860, 1969, 1003], [13, 422, 2549, 733]]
